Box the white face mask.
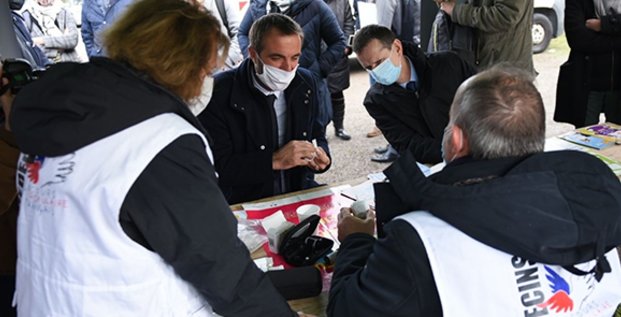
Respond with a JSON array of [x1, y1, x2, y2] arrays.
[[254, 57, 297, 92], [187, 76, 214, 116]]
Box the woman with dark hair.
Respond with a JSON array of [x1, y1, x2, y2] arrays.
[[10, 0, 295, 315]]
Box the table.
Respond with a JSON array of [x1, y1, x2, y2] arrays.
[[231, 134, 621, 316], [231, 181, 363, 317]]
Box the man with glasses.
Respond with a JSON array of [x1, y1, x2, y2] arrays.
[[353, 25, 475, 164]]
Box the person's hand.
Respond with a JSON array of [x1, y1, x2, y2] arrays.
[[440, 0, 456, 16], [337, 207, 376, 242], [586, 19, 602, 32], [32, 37, 45, 47], [308, 146, 330, 171], [0, 61, 15, 132], [272, 140, 317, 170], [297, 312, 317, 317]]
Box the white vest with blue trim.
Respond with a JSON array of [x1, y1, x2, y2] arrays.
[[395, 211, 621, 317], [15, 113, 215, 317]]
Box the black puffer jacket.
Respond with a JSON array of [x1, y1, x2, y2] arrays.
[[328, 150, 621, 316]]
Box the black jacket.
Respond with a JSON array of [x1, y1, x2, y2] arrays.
[[198, 59, 330, 204], [325, 0, 355, 93], [10, 58, 295, 317], [554, 0, 621, 127], [328, 151, 621, 316], [363, 42, 476, 164]]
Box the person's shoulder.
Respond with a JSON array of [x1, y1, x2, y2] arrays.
[[291, 67, 318, 91], [295, 66, 315, 81], [249, 0, 268, 10], [426, 50, 465, 65], [362, 83, 388, 108], [426, 50, 475, 75], [214, 67, 237, 84]]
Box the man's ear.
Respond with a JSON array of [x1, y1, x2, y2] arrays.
[[451, 125, 469, 158], [248, 47, 263, 74], [393, 39, 403, 55], [248, 46, 257, 60]]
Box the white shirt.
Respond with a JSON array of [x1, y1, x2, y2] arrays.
[[252, 74, 287, 147]]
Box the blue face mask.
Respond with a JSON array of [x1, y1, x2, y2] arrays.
[[369, 47, 401, 86]]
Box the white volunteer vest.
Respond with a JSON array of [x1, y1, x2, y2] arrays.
[[396, 211, 621, 317], [15, 113, 215, 316]]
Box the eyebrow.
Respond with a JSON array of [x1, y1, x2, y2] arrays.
[[268, 53, 302, 59], [366, 58, 384, 70]]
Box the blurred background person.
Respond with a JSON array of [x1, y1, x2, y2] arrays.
[[21, 0, 83, 63], [555, 0, 621, 127], [377, 0, 420, 45], [426, 0, 476, 65], [325, 0, 355, 140], [11, 1, 297, 315], [439, 0, 534, 74], [9, 0, 49, 68], [81, 0, 134, 57], [200, 0, 243, 71]]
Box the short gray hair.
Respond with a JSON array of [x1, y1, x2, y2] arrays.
[[249, 13, 304, 54], [450, 66, 545, 160]]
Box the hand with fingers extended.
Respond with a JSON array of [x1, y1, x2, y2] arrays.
[[337, 207, 376, 242], [272, 140, 318, 170], [308, 146, 330, 171]]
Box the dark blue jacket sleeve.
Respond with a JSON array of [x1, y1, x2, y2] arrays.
[[317, 1, 346, 77], [327, 221, 441, 316], [237, 7, 258, 59]]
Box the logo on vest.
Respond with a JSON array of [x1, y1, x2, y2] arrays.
[[19, 154, 76, 213], [25, 155, 45, 184], [537, 266, 573, 313], [513, 256, 550, 316]]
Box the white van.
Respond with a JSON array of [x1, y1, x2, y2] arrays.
[[533, 0, 565, 53]]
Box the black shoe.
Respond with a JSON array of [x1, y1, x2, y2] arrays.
[[335, 128, 351, 141], [374, 144, 389, 154], [371, 149, 399, 163]]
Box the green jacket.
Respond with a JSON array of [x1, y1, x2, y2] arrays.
[[452, 0, 534, 74]]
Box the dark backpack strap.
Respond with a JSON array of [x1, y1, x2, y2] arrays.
[[214, 0, 232, 38], [562, 233, 612, 282]]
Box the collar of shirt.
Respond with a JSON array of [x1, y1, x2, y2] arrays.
[[399, 56, 418, 90]]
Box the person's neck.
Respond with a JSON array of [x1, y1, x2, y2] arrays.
[[396, 55, 410, 85]]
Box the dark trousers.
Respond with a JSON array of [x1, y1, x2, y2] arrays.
[[585, 90, 621, 126], [0, 275, 16, 317], [331, 91, 345, 130]]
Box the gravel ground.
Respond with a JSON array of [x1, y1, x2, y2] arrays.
[[316, 36, 575, 185]]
